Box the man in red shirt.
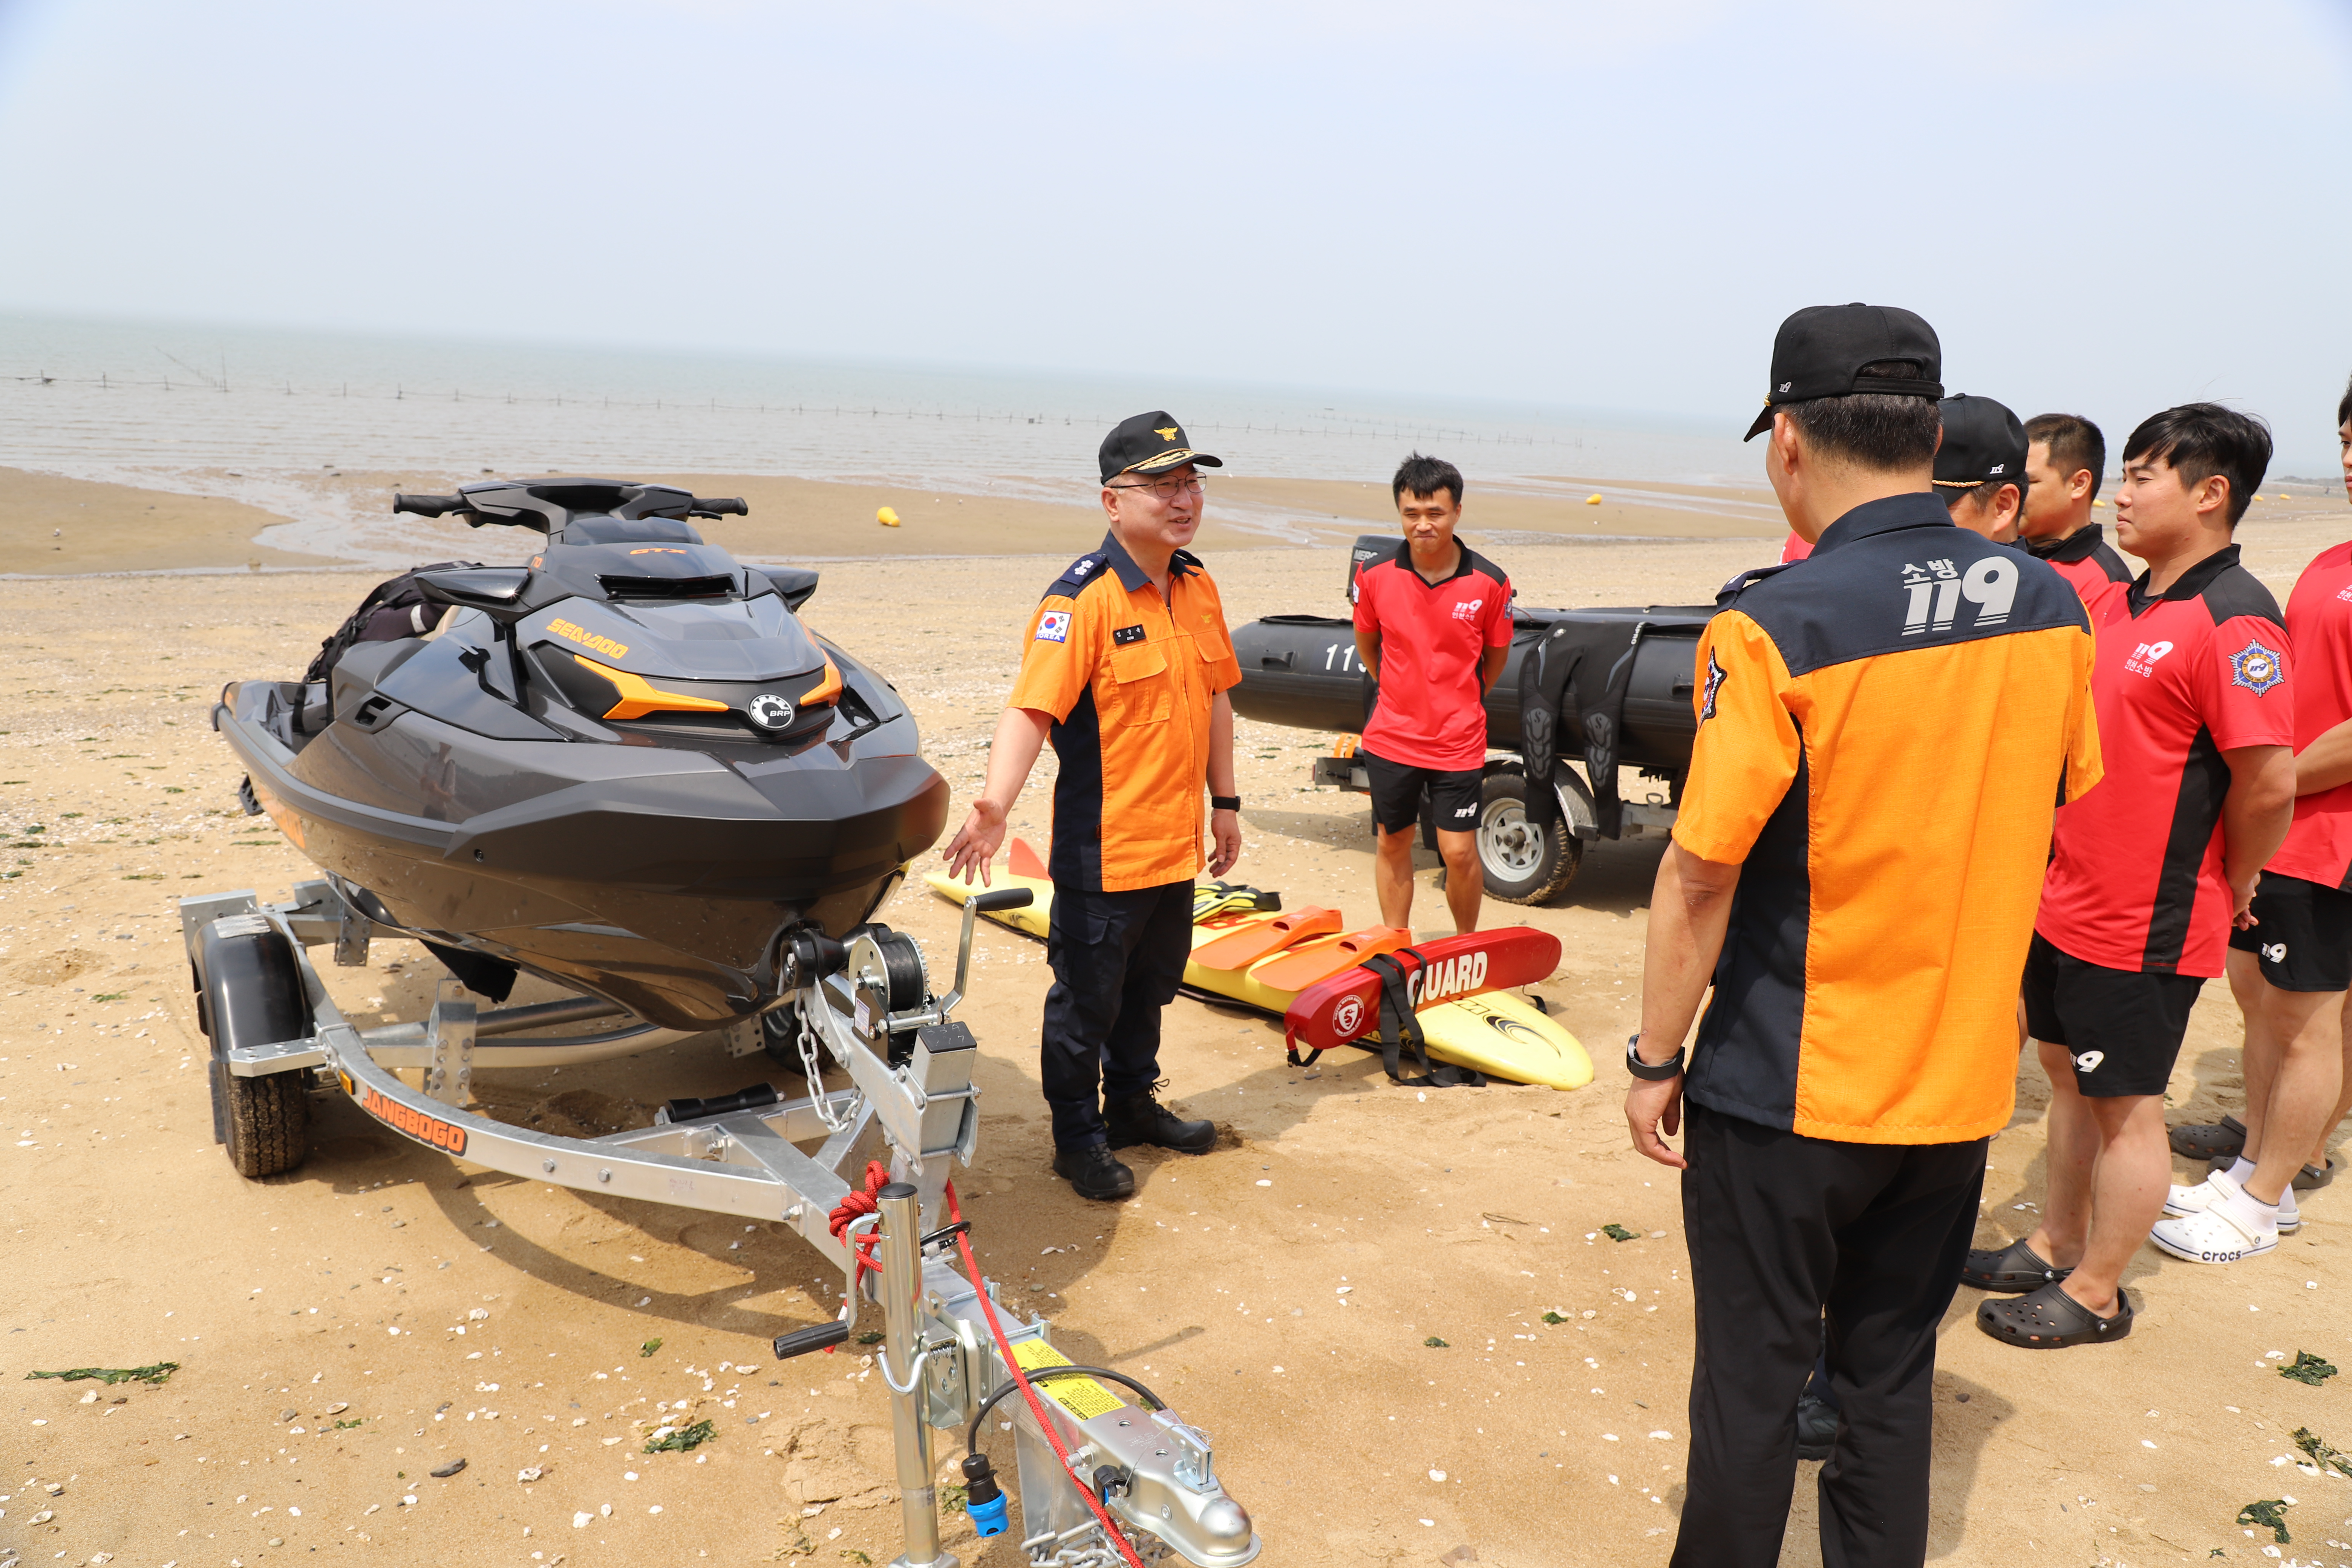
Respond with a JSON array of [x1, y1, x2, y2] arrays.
[[1966, 404, 2296, 1340], [2020, 412, 2133, 624], [2165, 378, 2352, 1240], [1352, 453, 1513, 934]]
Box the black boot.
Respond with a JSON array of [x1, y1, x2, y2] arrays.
[[1102, 1087, 1215, 1154], [1794, 1393, 1839, 1461], [1052, 1142, 1135, 1201]]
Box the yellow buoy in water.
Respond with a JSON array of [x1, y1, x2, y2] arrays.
[[876, 506, 901, 527], [1585, 493, 1603, 505]]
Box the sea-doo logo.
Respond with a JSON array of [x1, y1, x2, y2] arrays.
[[1035, 611, 1072, 643], [1333, 995, 1366, 1038], [357, 1086, 468, 1155], [2125, 640, 2174, 677], [2230, 638, 2284, 695], [627, 547, 688, 556], [1407, 950, 1490, 1006], [548, 618, 629, 659], [747, 694, 796, 731]]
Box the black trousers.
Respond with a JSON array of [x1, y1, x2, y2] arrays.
[[1673, 1102, 1986, 1568], [1040, 879, 1193, 1149]]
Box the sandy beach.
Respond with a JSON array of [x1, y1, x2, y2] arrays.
[[8, 464, 2352, 1567]]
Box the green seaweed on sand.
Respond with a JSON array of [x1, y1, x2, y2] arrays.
[[856, 1330, 885, 1346], [644, 1419, 715, 1453], [1424, 1336, 1449, 1348], [2280, 1351, 2338, 1386], [2238, 1498, 2292, 1544], [1601, 1223, 1638, 1242], [2294, 1426, 2352, 1477], [1541, 1312, 1568, 1325], [639, 1338, 662, 1358], [26, 1361, 179, 1386]]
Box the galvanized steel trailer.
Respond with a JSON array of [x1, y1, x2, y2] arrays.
[[181, 877, 1259, 1568]]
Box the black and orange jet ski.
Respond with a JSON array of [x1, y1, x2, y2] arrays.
[[213, 478, 948, 1032]]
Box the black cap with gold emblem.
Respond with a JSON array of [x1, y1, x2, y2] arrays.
[[1098, 411, 1225, 484]]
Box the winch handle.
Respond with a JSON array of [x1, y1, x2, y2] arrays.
[[940, 888, 1033, 1016]]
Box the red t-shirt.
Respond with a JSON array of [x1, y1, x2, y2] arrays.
[[2026, 524, 2133, 628], [1779, 530, 1812, 564], [2037, 545, 2295, 976], [1352, 542, 1513, 770], [2267, 541, 2352, 890]]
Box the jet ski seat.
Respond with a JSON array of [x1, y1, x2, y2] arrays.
[[255, 680, 333, 751]]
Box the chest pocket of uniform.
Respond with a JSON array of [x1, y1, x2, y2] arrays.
[[1105, 641, 1172, 726]]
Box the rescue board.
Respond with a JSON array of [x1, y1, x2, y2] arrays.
[[925, 845, 1592, 1091]]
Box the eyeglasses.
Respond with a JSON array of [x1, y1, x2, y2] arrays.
[[1108, 476, 1207, 501]]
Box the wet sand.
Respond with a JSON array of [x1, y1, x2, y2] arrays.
[[5, 466, 2352, 1565]]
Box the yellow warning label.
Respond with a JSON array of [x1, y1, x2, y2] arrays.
[[1009, 1339, 1125, 1421]]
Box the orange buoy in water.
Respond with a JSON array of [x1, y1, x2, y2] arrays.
[[1585, 494, 1603, 505], [877, 506, 901, 527]]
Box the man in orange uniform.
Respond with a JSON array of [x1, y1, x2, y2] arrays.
[[1625, 304, 2101, 1565], [944, 413, 1244, 1201]]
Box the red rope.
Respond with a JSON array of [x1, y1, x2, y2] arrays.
[[825, 1161, 891, 1350], [946, 1179, 1146, 1568]]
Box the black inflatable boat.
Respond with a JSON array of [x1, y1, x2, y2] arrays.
[[214, 478, 949, 1031]]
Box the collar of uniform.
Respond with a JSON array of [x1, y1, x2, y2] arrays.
[[1388, 539, 1476, 585], [2027, 522, 2106, 564], [2128, 541, 2242, 609], [1808, 491, 1953, 556], [1098, 531, 1199, 593]]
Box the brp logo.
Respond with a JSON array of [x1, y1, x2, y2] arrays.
[[1332, 995, 1366, 1038], [747, 693, 796, 731]]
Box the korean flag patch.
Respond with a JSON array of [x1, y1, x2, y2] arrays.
[[2229, 636, 2283, 695], [1034, 610, 1072, 644]]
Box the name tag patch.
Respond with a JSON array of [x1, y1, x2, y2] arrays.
[[1112, 624, 1147, 646], [1035, 611, 1072, 643]]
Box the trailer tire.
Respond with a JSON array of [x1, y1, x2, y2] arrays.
[[760, 1003, 813, 1078], [199, 920, 312, 1179], [1476, 764, 1582, 906]]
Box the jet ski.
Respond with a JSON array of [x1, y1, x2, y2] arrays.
[[213, 478, 949, 1032]]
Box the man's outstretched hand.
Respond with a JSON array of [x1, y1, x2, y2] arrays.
[[944, 798, 1008, 886]]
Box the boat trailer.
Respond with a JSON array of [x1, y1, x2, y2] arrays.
[[179, 879, 1259, 1568]]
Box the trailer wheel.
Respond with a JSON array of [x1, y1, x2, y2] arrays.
[[761, 1003, 813, 1078], [1476, 765, 1582, 906], [198, 920, 312, 1179]]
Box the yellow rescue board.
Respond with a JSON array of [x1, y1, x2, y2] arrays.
[[923, 870, 1592, 1091]]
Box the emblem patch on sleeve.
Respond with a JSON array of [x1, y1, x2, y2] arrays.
[[1034, 611, 1072, 643], [1698, 649, 1726, 723], [2229, 637, 2283, 695]]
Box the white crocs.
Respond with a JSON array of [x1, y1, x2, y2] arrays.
[[2150, 1185, 2280, 1264], [2165, 1168, 2300, 1231]]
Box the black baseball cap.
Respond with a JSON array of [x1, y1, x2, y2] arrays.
[[1743, 303, 1945, 440], [1099, 411, 1224, 484], [1933, 394, 2029, 489]]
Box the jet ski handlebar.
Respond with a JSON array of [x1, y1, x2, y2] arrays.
[[392, 492, 472, 519], [685, 497, 747, 518]]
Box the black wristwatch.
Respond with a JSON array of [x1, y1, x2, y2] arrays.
[[1625, 1033, 1686, 1081], [1210, 795, 1241, 812]]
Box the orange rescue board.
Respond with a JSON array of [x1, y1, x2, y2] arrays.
[[1191, 907, 1343, 973], [1252, 925, 1413, 994]]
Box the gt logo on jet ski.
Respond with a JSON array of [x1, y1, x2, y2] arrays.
[[747, 694, 796, 731], [357, 1086, 469, 1155]]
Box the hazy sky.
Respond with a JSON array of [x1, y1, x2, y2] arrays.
[[2, 1, 2349, 468]]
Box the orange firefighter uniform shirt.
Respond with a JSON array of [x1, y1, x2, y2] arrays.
[[1009, 532, 1242, 891], [1674, 493, 2103, 1145]]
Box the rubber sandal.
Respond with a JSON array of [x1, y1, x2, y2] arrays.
[[1960, 1238, 2074, 1294], [2150, 1192, 2279, 1264], [2295, 1158, 2337, 1192], [1976, 1281, 2132, 1348], [2170, 1168, 2300, 1233], [2168, 1115, 2247, 1161]]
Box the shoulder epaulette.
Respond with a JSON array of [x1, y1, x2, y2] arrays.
[[1044, 551, 1110, 600], [1716, 560, 1798, 606], [1171, 548, 1205, 577]]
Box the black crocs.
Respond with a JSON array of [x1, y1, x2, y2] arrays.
[[1960, 1238, 2073, 1294], [1977, 1282, 2132, 1348], [2296, 1157, 2338, 1192], [2169, 1115, 2247, 1162]]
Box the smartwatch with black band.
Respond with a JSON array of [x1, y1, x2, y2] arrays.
[[1625, 1033, 1686, 1081], [1210, 795, 1241, 812]]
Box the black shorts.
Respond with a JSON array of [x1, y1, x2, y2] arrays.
[[2226, 871, 2352, 992], [1362, 748, 1484, 836], [2021, 932, 2206, 1097]]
